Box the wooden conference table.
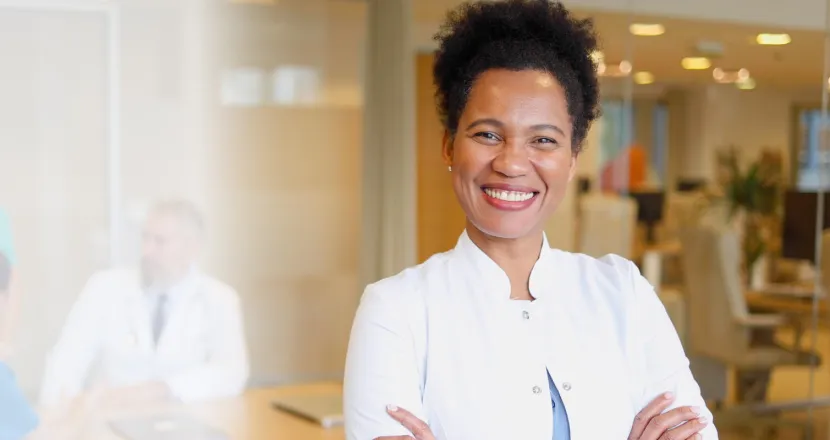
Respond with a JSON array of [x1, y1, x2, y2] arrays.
[[746, 284, 828, 317], [80, 382, 345, 440]]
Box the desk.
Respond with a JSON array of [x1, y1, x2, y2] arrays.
[[754, 284, 824, 299], [80, 383, 345, 440], [746, 289, 827, 317]]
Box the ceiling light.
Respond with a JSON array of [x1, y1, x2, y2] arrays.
[[681, 57, 711, 70], [713, 68, 750, 84], [756, 33, 791, 45], [597, 60, 631, 77], [629, 23, 665, 36], [736, 77, 756, 90], [634, 72, 655, 85]]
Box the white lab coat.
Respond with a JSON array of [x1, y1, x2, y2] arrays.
[[344, 231, 717, 440], [40, 268, 249, 405]]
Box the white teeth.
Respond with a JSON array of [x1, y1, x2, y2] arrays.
[[484, 188, 535, 202]]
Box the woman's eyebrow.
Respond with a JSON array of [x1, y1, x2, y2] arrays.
[[466, 118, 504, 131], [528, 123, 565, 135]]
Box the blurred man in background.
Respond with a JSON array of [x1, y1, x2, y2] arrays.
[[0, 209, 39, 439], [40, 200, 249, 410]]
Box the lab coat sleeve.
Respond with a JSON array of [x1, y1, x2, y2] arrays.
[[344, 282, 426, 440], [39, 274, 108, 407], [164, 288, 250, 403], [628, 259, 719, 438]]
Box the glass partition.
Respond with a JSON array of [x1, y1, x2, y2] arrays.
[[0, 0, 367, 437]]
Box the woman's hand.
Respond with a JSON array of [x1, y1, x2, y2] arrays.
[[375, 393, 710, 440], [628, 392, 710, 440], [374, 405, 436, 440]]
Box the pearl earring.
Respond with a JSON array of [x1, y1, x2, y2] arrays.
[[448, 166, 452, 172]]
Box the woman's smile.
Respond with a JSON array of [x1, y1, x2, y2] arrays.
[[480, 184, 540, 211]]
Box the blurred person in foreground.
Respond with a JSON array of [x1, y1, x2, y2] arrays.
[[0, 209, 39, 439], [344, 1, 716, 439], [40, 200, 249, 410]]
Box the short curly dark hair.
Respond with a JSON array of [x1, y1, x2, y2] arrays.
[[433, 0, 601, 154]]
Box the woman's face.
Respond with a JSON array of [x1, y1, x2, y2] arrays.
[[444, 69, 577, 240]]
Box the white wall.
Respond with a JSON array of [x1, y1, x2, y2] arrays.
[[672, 85, 813, 182], [201, 0, 367, 384], [0, 7, 110, 396]]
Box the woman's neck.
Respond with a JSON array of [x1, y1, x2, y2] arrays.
[[466, 223, 544, 300]]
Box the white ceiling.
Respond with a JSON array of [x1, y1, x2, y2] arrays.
[[413, 0, 830, 31], [413, 4, 829, 90]]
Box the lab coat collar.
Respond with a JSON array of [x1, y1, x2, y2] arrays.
[[454, 230, 558, 301], [142, 265, 201, 302], [124, 266, 202, 353]]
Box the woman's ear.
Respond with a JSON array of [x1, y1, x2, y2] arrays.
[[442, 130, 453, 167], [568, 151, 579, 182]]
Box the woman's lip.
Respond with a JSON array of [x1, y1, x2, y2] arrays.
[[481, 188, 539, 211], [480, 183, 539, 193]]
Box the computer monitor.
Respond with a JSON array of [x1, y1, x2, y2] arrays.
[[782, 190, 830, 262], [677, 179, 706, 193], [628, 191, 665, 244]]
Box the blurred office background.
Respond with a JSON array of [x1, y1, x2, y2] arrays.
[[3, 0, 830, 438]]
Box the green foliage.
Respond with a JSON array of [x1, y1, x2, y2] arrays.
[[717, 148, 782, 218], [715, 147, 784, 276]]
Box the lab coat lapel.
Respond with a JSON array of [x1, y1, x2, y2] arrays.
[[540, 253, 594, 439], [155, 274, 201, 356], [124, 287, 154, 353]]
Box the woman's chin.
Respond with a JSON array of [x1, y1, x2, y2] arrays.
[[469, 220, 539, 241]]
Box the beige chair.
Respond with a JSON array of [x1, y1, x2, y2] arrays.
[[658, 287, 686, 343], [577, 193, 637, 259], [680, 226, 816, 403]]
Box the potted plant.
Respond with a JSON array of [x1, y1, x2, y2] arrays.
[[715, 148, 784, 287]]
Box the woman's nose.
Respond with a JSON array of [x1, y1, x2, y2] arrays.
[[491, 141, 531, 177]]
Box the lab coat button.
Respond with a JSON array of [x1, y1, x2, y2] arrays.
[[522, 310, 530, 320], [532, 385, 542, 394], [563, 382, 572, 391]]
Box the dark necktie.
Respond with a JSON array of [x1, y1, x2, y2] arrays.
[[152, 293, 168, 347]]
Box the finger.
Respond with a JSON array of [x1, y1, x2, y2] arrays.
[[629, 392, 675, 439], [386, 405, 434, 440], [659, 416, 709, 440], [640, 405, 702, 440]]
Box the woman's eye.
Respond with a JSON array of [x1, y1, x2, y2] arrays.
[[533, 137, 560, 149], [474, 132, 500, 141]]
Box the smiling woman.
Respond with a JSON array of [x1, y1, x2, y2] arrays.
[[344, 1, 716, 439], [445, 69, 578, 240]]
